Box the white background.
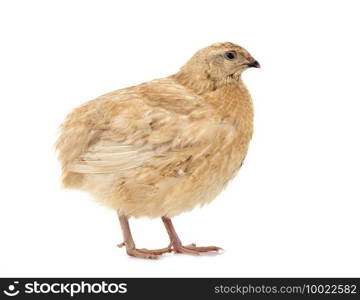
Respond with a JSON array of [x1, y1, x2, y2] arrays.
[[1, 0, 359, 277]]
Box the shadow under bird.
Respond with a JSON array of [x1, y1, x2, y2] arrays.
[[56, 42, 260, 259]]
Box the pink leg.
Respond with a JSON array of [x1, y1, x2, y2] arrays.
[[161, 216, 223, 255], [118, 213, 171, 259]]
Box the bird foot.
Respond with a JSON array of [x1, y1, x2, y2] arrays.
[[117, 241, 222, 258], [126, 248, 160, 259], [117, 242, 172, 259], [171, 243, 223, 255], [137, 246, 172, 256]]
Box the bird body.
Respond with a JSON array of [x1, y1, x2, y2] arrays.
[[57, 78, 253, 218], [56, 42, 259, 258]]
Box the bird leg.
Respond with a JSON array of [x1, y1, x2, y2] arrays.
[[161, 216, 223, 255], [117, 213, 171, 259]]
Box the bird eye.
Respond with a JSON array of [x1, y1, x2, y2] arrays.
[[224, 51, 237, 60]]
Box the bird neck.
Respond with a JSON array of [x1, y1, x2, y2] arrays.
[[173, 68, 253, 130], [172, 68, 216, 95], [173, 68, 244, 96], [203, 81, 254, 133]]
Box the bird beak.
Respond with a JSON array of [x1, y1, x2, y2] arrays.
[[247, 60, 260, 68]]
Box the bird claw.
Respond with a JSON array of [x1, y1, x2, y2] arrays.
[[126, 248, 160, 259], [138, 246, 172, 255], [117, 242, 126, 248], [172, 243, 223, 255], [118, 242, 172, 259]]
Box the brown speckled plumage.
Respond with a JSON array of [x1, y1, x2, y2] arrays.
[[56, 42, 259, 258]]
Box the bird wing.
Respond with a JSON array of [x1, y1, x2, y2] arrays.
[[62, 78, 236, 175]]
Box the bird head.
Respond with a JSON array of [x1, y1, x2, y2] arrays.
[[175, 42, 259, 94], [206, 42, 260, 77]]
